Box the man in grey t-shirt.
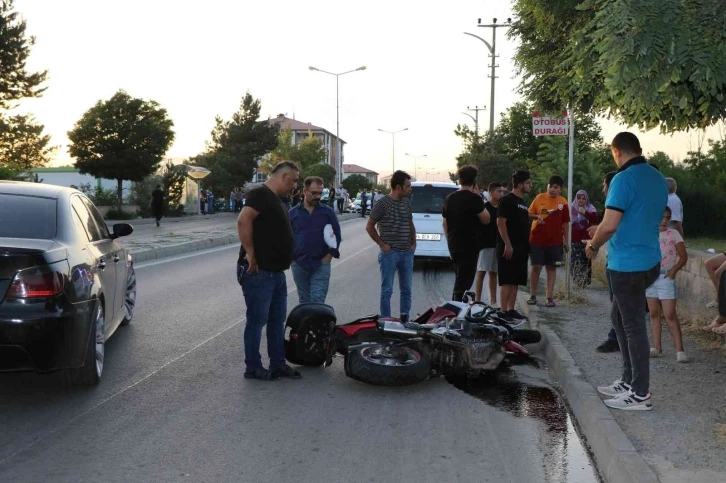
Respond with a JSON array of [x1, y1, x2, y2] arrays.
[[366, 171, 416, 318]]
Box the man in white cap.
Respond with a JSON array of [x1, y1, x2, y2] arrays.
[[289, 176, 342, 304]]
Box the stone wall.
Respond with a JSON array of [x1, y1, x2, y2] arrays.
[[594, 246, 718, 326]]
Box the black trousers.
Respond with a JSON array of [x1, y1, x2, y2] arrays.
[[451, 250, 479, 302]]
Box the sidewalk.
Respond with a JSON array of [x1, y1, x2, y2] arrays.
[[119, 211, 361, 262], [520, 279, 726, 483]]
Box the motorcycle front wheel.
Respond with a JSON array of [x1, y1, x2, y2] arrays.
[[345, 343, 431, 386]]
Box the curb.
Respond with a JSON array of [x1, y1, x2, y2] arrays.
[[129, 213, 363, 263], [518, 294, 660, 483]]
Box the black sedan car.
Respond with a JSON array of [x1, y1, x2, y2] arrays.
[[0, 181, 136, 385]]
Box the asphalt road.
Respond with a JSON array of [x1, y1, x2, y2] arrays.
[[0, 219, 601, 483]]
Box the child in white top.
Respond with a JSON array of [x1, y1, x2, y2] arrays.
[[646, 206, 689, 362]]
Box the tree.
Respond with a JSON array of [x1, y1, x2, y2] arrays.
[[301, 163, 336, 188], [0, 0, 48, 109], [0, 1, 54, 174], [0, 114, 56, 170], [509, 0, 726, 132], [205, 92, 279, 188], [185, 152, 233, 199], [67, 90, 175, 212], [260, 126, 327, 174], [341, 174, 372, 198], [161, 161, 186, 216]]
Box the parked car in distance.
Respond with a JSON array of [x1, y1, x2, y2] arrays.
[[410, 181, 458, 259], [0, 181, 136, 385]]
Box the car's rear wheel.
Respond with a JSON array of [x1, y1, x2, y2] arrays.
[[120, 266, 136, 326], [67, 301, 105, 386]]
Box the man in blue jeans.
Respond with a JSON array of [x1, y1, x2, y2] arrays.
[[586, 133, 668, 411], [236, 161, 301, 381], [366, 170, 416, 319], [289, 176, 342, 304]]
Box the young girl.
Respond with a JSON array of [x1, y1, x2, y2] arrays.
[[647, 206, 689, 362]]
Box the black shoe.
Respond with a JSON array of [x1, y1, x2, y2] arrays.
[[271, 364, 302, 379], [507, 309, 528, 321], [596, 339, 620, 353]]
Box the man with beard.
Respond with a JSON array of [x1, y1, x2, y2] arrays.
[[289, 176, 342, 304]]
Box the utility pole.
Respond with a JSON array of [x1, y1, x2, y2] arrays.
[[464, 17, 511, 144], [462, 105, 486, 139]]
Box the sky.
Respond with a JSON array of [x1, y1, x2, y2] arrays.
[[14, 0, 724, 181]]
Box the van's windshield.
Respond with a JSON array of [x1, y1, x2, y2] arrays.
[[410, 186, 458, 214]]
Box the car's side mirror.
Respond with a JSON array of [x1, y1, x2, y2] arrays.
[[111, 223, 134, 239]]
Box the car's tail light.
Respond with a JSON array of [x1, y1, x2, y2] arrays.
[[7, 267, 65, 298]]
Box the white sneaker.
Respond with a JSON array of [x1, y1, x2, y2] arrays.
[[676, 351, 690, 363], [597, 379, 631, 397], [604, 391, 652, 411], [649, 348, 662, 357]]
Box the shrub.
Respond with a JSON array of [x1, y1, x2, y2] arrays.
[[104, 209, 136, 220]]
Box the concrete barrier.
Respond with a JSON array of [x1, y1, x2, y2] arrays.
[[593, 246, 721, 331]]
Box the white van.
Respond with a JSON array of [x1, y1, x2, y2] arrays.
[[410, 181, 458, 258]]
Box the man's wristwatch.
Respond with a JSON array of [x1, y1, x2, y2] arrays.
[[588, 242, 599, 252]]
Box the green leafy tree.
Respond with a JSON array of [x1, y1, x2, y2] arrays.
[[0, 114, 57, 170], [510, 0, 726, 132], [68, 90, 175, 212], [161, 161, 186, 216], [0, 0, 48, 109], [259, 127, 296, 173], [205, 92, 279, 188], [260, 126, 327, 174], [0, 1, 54, 174], [301, 163, 336, 188], [341, 174, 372, 198], [374, 183, 391, 195]]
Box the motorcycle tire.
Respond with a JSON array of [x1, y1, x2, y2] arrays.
[[510, 329, 542, 345], [345, 343, 431, 386]]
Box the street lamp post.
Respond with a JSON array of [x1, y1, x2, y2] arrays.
[[464, 17, 512, 141], [309, 65, 366, 187], [404, 153, 427, 181], [462, 105, 486, 137], [378, 128, 408, 174], [426, 171, 439, 181]]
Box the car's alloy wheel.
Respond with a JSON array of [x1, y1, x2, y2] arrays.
[[94, 303, 105, 377], [120, 266, 136, 326]]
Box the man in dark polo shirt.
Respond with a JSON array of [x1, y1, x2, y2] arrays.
[[236, 161, 300, 381], [587, 132, 668, 411]]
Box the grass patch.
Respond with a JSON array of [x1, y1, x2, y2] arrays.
[[686, 236, 725, 252], [678, 310, 726, 350]]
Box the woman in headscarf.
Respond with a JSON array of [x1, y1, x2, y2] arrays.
[[570, 189, 599, 287]]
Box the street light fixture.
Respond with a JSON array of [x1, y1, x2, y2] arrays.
[[426, 171, 439, 182], [405, 153, 427, 181], [378, 128, 408, 174], [308, 65, 367, 187]]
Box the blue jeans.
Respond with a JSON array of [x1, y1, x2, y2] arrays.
[[291, 262, 331, 304], [239, 268, 287, 373], [378, 249, 414, 317]]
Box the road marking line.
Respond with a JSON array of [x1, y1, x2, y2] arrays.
[[0, 241, 377, 465]]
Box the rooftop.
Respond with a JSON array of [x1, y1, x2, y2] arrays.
[[269, 115, 345, 144], [343, 164, 379, 175]]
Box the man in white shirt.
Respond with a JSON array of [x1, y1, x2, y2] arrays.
[[336, 187, 348, 214], [665, 178, 684, 237]]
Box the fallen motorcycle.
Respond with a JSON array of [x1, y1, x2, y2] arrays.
[[283, 298, 542, 386]]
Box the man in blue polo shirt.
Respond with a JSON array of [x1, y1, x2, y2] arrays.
[[586, 132, 667, 411], [289, 176, 342, 304]]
